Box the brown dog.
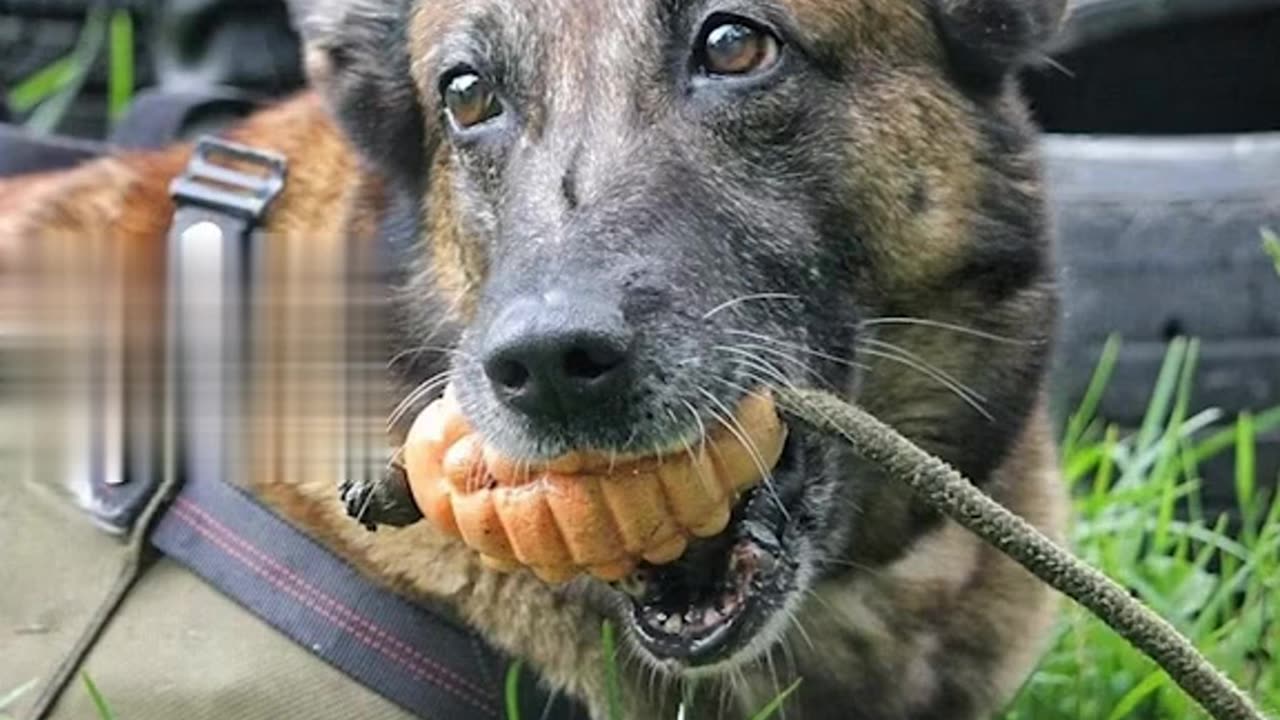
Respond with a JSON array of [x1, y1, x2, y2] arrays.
[[2, 0, 1069, 717]]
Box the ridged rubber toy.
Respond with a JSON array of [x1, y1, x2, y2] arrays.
[[402, 387, 787, 584]]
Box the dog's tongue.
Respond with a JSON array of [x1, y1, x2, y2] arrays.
[[400, 386, 788, 584]]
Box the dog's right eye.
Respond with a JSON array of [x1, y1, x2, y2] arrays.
[[441, 71, 503, 130], [696, 15, 781, 78]]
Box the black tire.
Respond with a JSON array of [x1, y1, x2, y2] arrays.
[[1030, 0, 1280, 500], [1053, 0, 1280, 51]]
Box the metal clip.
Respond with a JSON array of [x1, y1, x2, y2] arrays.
[[168, 136, 287, 220]]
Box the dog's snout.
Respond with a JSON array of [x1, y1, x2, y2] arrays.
[[482, 292, 634, 419]]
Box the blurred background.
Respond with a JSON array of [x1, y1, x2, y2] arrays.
[[1, 1, 1279, 718]]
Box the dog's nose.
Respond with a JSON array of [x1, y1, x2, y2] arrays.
[[482, 292, 634, 419]]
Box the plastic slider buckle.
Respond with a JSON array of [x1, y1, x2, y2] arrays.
[[168, 136, 287, 222]]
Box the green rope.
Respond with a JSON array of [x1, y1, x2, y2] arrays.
[[774, 387, 1268, 720]]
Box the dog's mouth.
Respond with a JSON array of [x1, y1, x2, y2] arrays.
[[407, 381, 807, 667], [617, 433, 801, 668]]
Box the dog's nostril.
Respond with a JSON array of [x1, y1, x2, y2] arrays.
[[564, 345, 624, 381], [491, 359, 531, 390]]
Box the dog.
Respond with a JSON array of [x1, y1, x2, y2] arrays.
[[1, 0, 1069, 717]]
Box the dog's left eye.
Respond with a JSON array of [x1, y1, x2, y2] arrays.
[[441, 71, 503, 130], [697, 17, 781, 77]]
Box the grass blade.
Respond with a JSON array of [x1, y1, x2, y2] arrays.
[[601, 620, 623, 720], [6, 55, 79, 113], [748, 679, 803, 720], [1192, 406, 1280, 465], [81, 673, 116, 720], [1263, 228, 1280, 277], [25, 6, 109, 134], [1105, 669, 1167, 720], [108, 10, 135, 122], [1236, 411, 1259, 543], [1063, 335, 1121, 457], [505, 660, 523, 720], [1154, 340, 1199, 550], [1135, 338, 1187, 457]]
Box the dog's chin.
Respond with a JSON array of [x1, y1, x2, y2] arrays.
[[612, 432, 809, 674]]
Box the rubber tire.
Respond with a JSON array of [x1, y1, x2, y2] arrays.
[[1052, 0, 1280, 52], [1042, 133, 1280, 495], [1030, 0, 1280, 500]]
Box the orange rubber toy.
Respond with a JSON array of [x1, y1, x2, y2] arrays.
[[401, 388, 787, 584]]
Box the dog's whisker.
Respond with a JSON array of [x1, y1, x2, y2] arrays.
[[724, 329, 871, 373], [858, 337, 989, 404], [702, 292, 801, 320], [710, 343, 797, 394], [858, 316, 1034, 345], [782, 605, 816, 655], [855, 346, 994, 421], [386, 370, 454, 431], [765, 647, 783, 719], [678, 399, 710, 455], [723, 327, 992, 420], [779, 632, 800, 686], [697, 387, 789, 521], [715, 342, 832, 390], [386, 343, 474, 370], [812, 557, 888, 581], [715, 347, 803, 395]]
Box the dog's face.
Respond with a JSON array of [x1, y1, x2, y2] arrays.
[[296, 0, 1063, 674]]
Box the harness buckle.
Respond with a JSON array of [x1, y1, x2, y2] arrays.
[[168, 137, 287, 220]]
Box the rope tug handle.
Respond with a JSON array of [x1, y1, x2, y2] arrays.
[[774, 387, 1269, 720]]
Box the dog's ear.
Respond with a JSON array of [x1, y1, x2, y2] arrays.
[[287, 0, 427, 186], [932, 0, 1068, 86]]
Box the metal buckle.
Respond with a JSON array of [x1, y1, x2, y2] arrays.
[[168, 136, 287, 220]]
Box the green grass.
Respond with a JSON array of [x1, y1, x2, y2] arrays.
[[81, 673, 117, 720], [5, 7, 136, 135], [1264, 228, 1280, 277], [1002, 337, 1280, 720]]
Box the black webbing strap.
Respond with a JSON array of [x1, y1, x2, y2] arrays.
[[0, 88, 257, 180], [108, 87, 259, 151], [149, 456, 573, 720], [0, 124, 106, 175]]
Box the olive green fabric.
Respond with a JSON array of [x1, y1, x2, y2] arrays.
[[1, 456, 419, 720]]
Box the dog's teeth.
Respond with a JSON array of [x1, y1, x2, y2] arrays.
[[703, 608, 723, 627], [663, 615, 684, 635]]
